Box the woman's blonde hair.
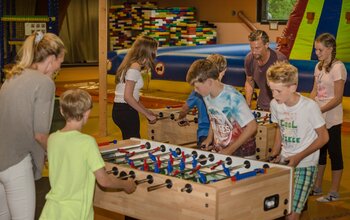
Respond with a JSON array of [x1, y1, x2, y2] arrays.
[[6, 31, 65, 79], [115, 35, 158, 84], [60, 89, 93, 121]]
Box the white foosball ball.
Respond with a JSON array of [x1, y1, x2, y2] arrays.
[[94, 138, 293, 220], [148, 107, 198, 147]]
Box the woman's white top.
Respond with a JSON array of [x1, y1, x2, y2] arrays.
[[114, 68, 144, 103]]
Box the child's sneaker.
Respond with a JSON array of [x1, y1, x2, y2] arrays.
[[316, 192, 339, 202], [310, 188, 323, 196]]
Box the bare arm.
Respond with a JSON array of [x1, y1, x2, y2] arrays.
[[244, 76, 255, 107], [269, 125, 282, 162], [201, 125, 214, 149], [286, 125, 329, 167], [124, 80, 156, 122], [177, 103, 191, 126], [138, 101, 157, 123], [309, 76, 318, 100], [319, 80, 345, 113], [35, 133, 49, 151], [94, 167, 137, 194], [178, 103, 190, 120], [219, 119, 258, 155]]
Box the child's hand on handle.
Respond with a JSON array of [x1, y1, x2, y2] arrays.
[[268, 154, 281, 163], [147, 111, 157, 124], [268, 154, 295, 166], [218, 147, 231, 155], [284, 155, 301, 167], [177, 118, 189, 126], [200, 138, 214, 151]]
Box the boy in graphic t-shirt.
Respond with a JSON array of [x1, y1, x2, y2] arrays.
[[177, 54, 227, 148], [186, 59, 257, 157]]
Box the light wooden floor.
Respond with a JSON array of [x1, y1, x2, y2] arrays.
[[56, 67, 350, 220]]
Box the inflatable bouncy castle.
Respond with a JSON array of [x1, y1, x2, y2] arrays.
[[108, 0, 350, 96], [278, 0, 350, 62]]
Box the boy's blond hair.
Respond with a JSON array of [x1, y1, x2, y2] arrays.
[[186, 59, 219, 85], [207, 54, 227, 73], [60, 89, 93, 121], [266, 61, 298, 85]]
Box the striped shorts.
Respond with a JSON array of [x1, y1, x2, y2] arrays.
[[293, 166, 317, 213]]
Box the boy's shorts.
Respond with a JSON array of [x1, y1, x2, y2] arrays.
[[293, 166, 317, 213]]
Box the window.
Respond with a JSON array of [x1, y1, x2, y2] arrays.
[[257, 0, 297, 24]]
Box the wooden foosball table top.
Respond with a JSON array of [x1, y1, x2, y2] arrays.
[[95, 138, 293, 220]]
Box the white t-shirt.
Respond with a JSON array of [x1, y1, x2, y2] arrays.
[[314, 61, 347, 129], [114, 68, 144, 103], [270, 95, 325, 167]]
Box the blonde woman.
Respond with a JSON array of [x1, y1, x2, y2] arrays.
[[112, 36, 158, 139], [0, 31, 65, 219]]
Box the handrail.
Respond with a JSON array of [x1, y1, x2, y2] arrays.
[[237, 11, 257, 32]]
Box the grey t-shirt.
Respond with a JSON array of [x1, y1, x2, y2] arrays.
[[245, 49, 287, 110], [0, 69, 55, 179]]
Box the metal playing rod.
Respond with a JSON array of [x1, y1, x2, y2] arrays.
[[147, 179, 172, 192]]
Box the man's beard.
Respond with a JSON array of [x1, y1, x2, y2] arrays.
[[253, 54, 262, 60]]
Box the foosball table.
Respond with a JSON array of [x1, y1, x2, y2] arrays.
[[148, 107, 198, 147], [147, 108, 278, 161], [94, 138, 292, 220]]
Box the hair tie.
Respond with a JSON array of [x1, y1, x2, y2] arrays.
[[34, 31, 44, 44]]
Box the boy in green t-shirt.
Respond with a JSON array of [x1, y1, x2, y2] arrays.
[[40, 89, 136, 220]]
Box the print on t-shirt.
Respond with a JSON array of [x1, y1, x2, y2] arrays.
[[209, 106, 243, 151], [280, 112, 301, 148]]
